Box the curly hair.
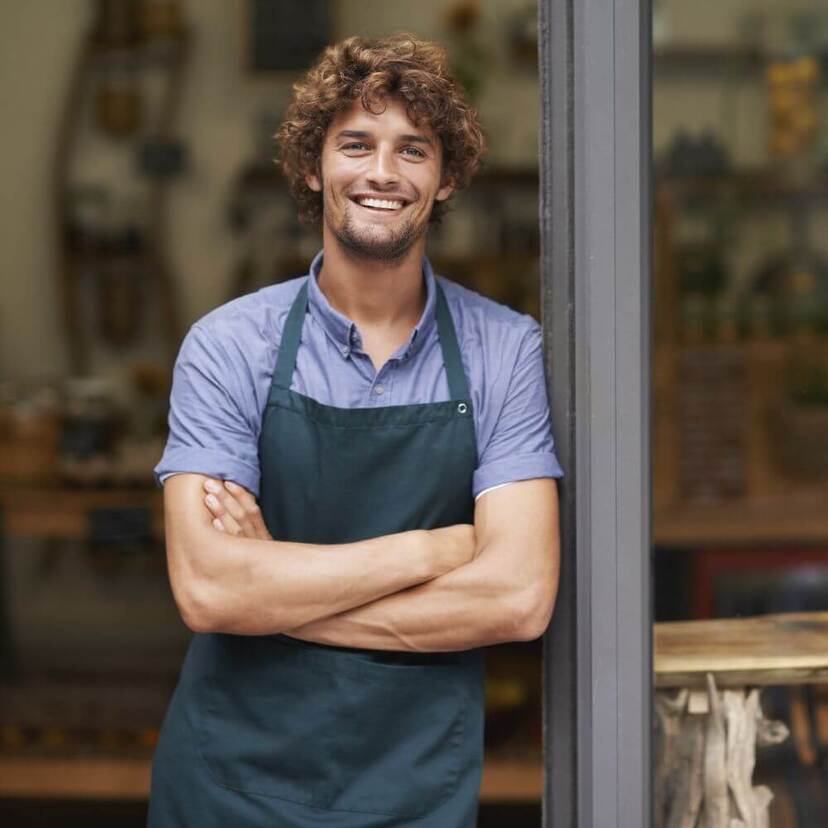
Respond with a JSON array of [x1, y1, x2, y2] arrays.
[[275, 33, 487, 227]]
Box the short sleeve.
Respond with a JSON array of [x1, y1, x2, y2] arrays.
[[472, 322, 564, 498], [153, 322, 261, 495]]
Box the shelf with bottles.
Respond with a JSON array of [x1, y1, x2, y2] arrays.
[[654, 160, 828, 535], [655, 159, 828, 338], [656, 22, 828, 195]]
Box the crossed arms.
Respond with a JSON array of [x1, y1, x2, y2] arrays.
[[163, 472, 560, 652]]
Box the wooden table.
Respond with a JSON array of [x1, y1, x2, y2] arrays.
[[654, 611, 828, 828]]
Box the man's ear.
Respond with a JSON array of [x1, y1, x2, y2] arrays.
[[435, 177, 454, 203], [305, 170, 322, 192]]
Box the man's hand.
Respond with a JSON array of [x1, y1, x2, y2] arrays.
[[203, 478, 272, 540]]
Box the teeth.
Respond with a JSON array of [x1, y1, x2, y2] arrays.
[[356, 197, 404, 210]]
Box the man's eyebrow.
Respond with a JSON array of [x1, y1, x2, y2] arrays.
[[400, 133, 434, 147], [334, 129, 434, 147], [334, 130, 371, 141]]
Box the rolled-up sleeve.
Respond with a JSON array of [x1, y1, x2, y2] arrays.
[[153, 322, 261, 496], [472, 322, 564, 498]]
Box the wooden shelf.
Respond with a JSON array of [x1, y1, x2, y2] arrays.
[[654, 491, 828, 546], [657, 169, 828, 201], [0, 756, 151, 801], [0, 754, 542, 802], [0, 485, 163, 541], [654, 611, 828, 689], [653, 42, 765, 73]]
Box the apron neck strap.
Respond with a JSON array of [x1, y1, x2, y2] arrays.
[[272, 281, 308, 390], [434, 281, 470, 401], [273, 277, 470, 401]]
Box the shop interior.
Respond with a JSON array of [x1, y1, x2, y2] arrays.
[[652, 2, 828, 826], [1, 1, 827, 826]]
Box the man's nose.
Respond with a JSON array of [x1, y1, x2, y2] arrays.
[[367, 147, 400, 188]]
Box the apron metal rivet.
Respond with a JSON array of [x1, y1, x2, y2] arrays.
[[457, 403, 467, 414]]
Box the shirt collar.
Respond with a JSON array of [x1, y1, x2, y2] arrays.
[[306, 248, 438, 361]]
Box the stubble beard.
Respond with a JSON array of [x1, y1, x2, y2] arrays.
[[327, 199, 428, 264]]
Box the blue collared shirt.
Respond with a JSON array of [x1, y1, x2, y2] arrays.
[[155, 249, 564, 498]]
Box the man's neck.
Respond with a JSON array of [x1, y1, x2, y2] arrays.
[[316, 234, 428, 332]]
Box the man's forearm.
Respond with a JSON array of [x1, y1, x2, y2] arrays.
[[167, 474, 478, 636], [178, 528, 438, 636], [165, 474, 477, 635], [283, 546, 541, 652]]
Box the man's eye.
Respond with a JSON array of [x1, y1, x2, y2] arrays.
[[342, 142, 368, 151], [402, 146, 425, 158]]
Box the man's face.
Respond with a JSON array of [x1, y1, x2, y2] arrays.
[[305, 97, 453, 263]]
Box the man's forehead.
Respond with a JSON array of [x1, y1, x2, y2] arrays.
[[327, 98, 436, 142]]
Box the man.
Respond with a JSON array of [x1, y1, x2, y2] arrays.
[[148, 33, 563, 828]]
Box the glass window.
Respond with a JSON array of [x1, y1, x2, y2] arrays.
[[653, 2, 828, 825]]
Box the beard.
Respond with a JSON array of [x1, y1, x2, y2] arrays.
[[326, 199, 428, 263]]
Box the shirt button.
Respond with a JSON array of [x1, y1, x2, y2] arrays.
[[341, 345, 350, 358], [374, 384, 384, 395]]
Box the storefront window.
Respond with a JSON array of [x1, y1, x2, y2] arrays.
[[653, 2, 828, 825]]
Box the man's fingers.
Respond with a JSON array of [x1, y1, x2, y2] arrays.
[[205, 498, 243, 536], [203, 480, 247, 535], [203, 478, 248, 526], [202, 478, 269, 540], [223, 480, 272, 540]]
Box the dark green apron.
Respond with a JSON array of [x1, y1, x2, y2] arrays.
[[148, 279, 485, 827]]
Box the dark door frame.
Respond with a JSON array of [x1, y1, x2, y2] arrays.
[[539, 1, 653, 825]]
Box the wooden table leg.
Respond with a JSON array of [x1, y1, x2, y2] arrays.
[[655, 673, 789, 828]]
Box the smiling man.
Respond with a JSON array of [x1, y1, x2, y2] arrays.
[[147, 33, 563, 828], [316, 116, 446, 263]]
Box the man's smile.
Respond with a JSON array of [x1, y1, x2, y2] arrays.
[[348, 194, 411, 213]]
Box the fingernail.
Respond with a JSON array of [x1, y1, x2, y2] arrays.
[[206, 494, 219, 508], [224, 480, 237, 490], [204, 479, 220, 492], [212, 518, 224, 531]]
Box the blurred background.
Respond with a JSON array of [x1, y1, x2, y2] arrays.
[[652, 3, 828, 825], [0, 0, 827, 825]]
